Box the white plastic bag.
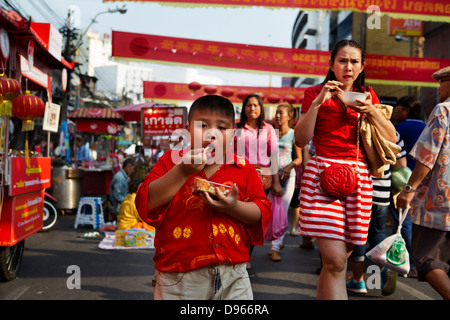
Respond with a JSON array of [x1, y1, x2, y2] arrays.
[[366, 208, 410, 276]]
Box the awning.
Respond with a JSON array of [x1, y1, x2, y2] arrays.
[[115, 101, 175, 122], [67, 108, 124, 134], [67, 108, 124, 122]]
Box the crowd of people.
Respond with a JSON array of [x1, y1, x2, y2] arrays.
[[86, 39, 449, 301]]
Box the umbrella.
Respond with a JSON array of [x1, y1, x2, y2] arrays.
[[115, 102, 175, 122], [67, 108, 124, 124]]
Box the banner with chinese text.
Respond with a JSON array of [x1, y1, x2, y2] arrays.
[[113, 31, 448, 87], [104, 0, 450, 22]]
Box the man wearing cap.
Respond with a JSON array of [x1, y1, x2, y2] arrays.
[[397, 66, 450, 300]]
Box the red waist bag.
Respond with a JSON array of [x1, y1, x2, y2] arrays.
[[318, 163, 358, 198]]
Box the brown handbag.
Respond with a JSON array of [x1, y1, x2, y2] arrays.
[[253, 164, 273, 190]]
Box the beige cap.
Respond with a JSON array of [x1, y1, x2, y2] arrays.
[[432, 66, 450, 81]]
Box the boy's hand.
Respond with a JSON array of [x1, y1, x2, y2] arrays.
[[177, 148, 207, 178], [199, 184, 239, 212]]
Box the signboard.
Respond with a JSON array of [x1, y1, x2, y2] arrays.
[[389, 18, 423, 37], [0, 189, 44, 246], [43, 102, 61, 132], [141, 107, 187, 136], [9, 157, 51, 197]]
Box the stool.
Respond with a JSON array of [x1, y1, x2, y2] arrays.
[[74, 197, 105, 229]]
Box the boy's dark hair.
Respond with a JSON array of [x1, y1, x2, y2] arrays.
[[236, 94, 265, 131], [397, 95, 423, 120], [122, 158, 135, 169], [188, 95, 235, 124], [323, 39, 366, 93]]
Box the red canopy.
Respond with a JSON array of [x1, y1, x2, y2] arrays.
[[115, 101, 175, 122], [67, 108, 124, 122]]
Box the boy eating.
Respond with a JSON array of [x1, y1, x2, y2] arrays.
[[135, 95, 272, 300]]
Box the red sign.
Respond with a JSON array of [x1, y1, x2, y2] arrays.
[[388, 18, 423, 36], [141, 107, 187, 136], [75, 119, 120, 134], [9, 157, 51, 196], [104, 0, 450, 22], [0, 189, 44, 246], [143, 81, 306, 103], [112, 31, 449, 87]]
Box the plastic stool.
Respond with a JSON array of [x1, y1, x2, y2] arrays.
[[74, 197, 105, 229]]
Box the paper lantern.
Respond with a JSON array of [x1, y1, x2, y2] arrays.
[[0, 74, 21, 117], [267, 94, 281, 104], [284, 95, 297, 104], [12, 90, 45, 131], [237, 90, 250, 100], [221, 87, 234, 98], [204, 85, 217, 95], [188, 81, 201, 94]]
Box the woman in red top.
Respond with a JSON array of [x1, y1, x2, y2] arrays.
[[294, 40, 396, 300]]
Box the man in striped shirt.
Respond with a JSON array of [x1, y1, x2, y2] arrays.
[[347, 132, 407, 295]]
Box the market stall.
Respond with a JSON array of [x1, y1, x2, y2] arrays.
[[0, 9, 73, 281], [67, 107, 124, 197]]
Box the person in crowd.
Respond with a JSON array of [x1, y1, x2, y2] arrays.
[[74, 135, 91, 164], [396, 66, 450, 300], [391, 96, 426, 278], [135, 95, 271, 300], [234, 94, 278, 269], [131, 145, 150, 184], [108, 158, 136, 220], [395, 96, 426, 171], [235, 94, 278, 193], [269, 102, 302, 262], [117, 180, 154, 231], [294, 39, 397, 300], [346, 132, 407, 296], [33, 134, 46, 157]]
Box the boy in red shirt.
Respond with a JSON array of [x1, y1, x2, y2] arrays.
[[135, 95, 272, 300]]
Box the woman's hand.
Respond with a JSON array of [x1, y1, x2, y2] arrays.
[[314, 80, 344, 106], [348, 92, 376, 115], [271, 181, 283, 197], [280, 163, 294, 181]]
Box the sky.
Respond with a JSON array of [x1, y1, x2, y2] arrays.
[[11, 0, 300, 87]]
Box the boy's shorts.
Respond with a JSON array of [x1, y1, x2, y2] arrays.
[[152, 263, 253, 300], [411, 224, 450, 282]]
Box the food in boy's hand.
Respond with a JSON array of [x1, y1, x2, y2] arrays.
[[192, 177, 231, 200]]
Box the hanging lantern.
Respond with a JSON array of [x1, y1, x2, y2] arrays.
[[188, 81, 201, 94], [237, 90, 250, 100], [284, 95, 297, 104], [204, 85, 217, 95], [12, 90, 45, 131], [0, 74, 21, 117], [221, 87, 234, 98], [267, 94, 281, 104]]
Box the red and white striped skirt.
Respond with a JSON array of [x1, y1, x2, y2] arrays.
[[299, 156, 373, 246]]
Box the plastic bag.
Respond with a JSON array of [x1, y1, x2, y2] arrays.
[[366, 208, 410, 276], [265, 196, 288, 241]]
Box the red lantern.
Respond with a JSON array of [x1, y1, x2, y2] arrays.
[[12, 90, 45, 131], [237, 90, 250, 100], [284, 95, 297, 104], [204, 85, 217, 95], [188, 81, 201, 94], [267, 94, 281, 104], [221, 87, 234, 98], [0, 74, 21, 117]]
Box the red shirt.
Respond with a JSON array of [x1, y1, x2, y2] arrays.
[[135, 150, 272, 272], [302, 85, 380, 160]]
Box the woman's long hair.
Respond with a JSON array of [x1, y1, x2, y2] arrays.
[[236, 94, 266, 131], [322, 39, 366, 93]]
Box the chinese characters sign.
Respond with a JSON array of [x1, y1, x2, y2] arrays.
[[112, 31, 449, 87], [104, 0, 450, 22]]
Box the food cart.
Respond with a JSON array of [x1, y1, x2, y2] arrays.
[[66, 107, 124, 198], [0, 10, 72, 281]]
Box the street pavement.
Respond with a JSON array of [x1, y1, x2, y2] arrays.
[[0, 213, 442, 301]]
